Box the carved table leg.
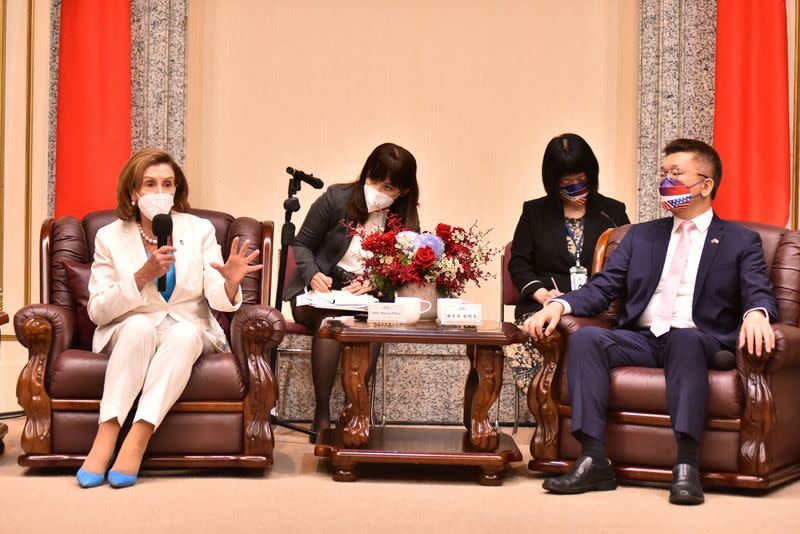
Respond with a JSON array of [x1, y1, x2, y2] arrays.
[[463, 345, 477, 429], [468, 345, 503, 451], [338, 342, 372, 448]]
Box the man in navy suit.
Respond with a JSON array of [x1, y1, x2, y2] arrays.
[[524, 139, 777, 505]]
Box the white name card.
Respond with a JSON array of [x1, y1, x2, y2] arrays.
[[437, 301, 482, 326], [367, 302, 408, 323]]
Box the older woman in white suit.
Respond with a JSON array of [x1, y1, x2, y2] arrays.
[[76, 148, 262, 488]]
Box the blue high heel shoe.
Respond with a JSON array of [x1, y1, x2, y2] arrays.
[[107, 470, 138, 488], [76, 468, 106, 488]]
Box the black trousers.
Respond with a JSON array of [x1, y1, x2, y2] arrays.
[[567, 326, 722, 444]]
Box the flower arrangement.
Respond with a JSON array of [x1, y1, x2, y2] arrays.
[[350, 215, 498, 299]]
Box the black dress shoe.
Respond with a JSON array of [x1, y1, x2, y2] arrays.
[[669, 463, 704, 505], [542, 455, 617, 494]]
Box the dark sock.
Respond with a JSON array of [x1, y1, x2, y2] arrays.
[[578, 432, 607, 464], [676, 433, 699, 467]]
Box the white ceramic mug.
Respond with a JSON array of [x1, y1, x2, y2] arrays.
[[395, 296, 432, 324]]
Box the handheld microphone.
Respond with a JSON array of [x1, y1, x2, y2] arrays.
[[286, 167, 324, 189], [600, 211, 618, 228], [152, 213, 173, 292], [712, 350, 736, 371]]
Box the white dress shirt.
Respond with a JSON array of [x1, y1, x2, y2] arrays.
[[636, 208, 714, 329]]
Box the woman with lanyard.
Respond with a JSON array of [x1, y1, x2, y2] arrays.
[[506, 133, 630, 398]]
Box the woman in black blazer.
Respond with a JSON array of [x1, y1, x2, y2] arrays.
[[286, 143, 420, 436], [506, 133, 630, 392]]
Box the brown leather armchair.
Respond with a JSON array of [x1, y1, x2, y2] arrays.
[[528, 222, 800, 489], [14, 209, 286, 469]]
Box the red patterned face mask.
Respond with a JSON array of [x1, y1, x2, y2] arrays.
[[560, 181, 589, 205], [658, 177, 704, 212]]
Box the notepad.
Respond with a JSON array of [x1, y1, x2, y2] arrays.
[[296, 289, 377, 310]]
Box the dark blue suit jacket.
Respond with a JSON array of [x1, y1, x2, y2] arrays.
[[561, 214, 778, 349]]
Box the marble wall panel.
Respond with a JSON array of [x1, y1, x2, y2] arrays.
[[638, 0, 717, 221]]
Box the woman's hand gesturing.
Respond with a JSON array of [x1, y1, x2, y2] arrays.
[[210, 237, 264, 301], [135, 246, 176, 291]]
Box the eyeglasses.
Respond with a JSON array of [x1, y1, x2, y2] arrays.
[[657, 169, 710, 181]]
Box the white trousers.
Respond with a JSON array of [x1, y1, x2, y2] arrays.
[[98, 314, 212, 429]]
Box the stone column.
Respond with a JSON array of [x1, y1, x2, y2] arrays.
[[638, 0, 717, 222], [131, 0, 187, 165], [47, 0, 61, 216]]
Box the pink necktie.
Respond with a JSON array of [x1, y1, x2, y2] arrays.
[[650, 220, 695, 337]]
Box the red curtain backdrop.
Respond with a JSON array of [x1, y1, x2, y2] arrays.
[[712, 0, 790, 226], [55, 0, 131, 218]]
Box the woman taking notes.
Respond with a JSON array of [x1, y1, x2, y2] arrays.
[[285, 142, 420, 437]]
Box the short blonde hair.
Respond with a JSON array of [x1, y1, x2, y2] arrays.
[[116, 148, 191, 221]]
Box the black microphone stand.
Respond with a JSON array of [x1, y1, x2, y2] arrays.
[[270, 173, 316, 437]]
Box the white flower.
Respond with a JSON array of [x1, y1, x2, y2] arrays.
[[427, 256, 460, 282], [395, 231, 418, 256]]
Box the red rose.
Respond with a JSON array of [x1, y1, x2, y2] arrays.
[[413, 246, 436, 269], [435, 223, 452, 241], [379, 232, 397, 250]]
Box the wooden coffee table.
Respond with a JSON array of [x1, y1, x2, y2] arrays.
[[0, 311, 8, 455], [314, 320, 526, 485]]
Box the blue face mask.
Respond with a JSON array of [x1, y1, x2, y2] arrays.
[[658, 177, 705, 212], [560, 181, 589, 204]]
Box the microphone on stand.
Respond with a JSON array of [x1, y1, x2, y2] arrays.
[[600, 211, 618, 228], [152, 213, 173, 292], [286, 167, 325, 189]]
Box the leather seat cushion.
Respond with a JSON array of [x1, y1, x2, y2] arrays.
[[559, 365, 742, 418], [47, 349, 248, 400]]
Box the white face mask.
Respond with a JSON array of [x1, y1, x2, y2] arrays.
[[364, 184, 396, 212], [135, 192, 174, 221]]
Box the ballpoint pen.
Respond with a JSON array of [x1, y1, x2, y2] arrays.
[[550, 276, 561, 292]]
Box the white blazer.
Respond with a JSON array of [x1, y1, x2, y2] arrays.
[[87, 212, 243, 353]]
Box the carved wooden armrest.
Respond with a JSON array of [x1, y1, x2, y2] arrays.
[[736, 322, 800, 476], [13, 303, 77, 357], [230, 304, 286, 457], [528, 330, 566, 460], [527, 314, 612, 461], [12, 304, 76, 455]]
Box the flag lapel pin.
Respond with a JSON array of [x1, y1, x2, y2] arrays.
[[710, 238, 719, 244]]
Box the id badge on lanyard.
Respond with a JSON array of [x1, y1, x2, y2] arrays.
[[570, 264, 588, 290], [565, 222, 587, 290]]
